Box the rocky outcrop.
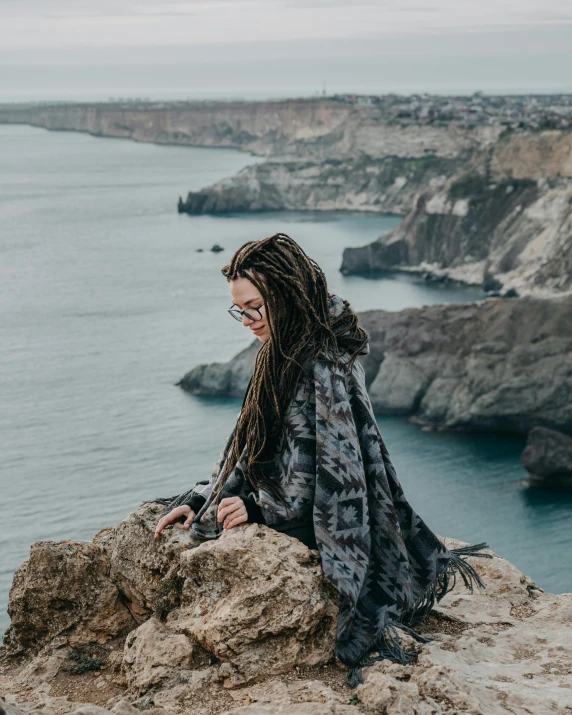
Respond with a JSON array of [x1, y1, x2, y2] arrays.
[[178, 295, 572, 437], [177, 155, 463, 216], [521, 426, 572, 489], [1, 504, 571, 715], [176, 341, 259, 398], [341, 131, 572, 296], [2, 505, 339, 674]]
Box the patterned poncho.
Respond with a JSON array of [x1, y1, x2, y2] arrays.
[[149, 294, 492, 686]]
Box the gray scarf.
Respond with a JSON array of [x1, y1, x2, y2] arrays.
[[147, 294, 492, 686]]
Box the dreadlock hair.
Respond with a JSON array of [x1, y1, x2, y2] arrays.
[[212, 232, 369, 511]]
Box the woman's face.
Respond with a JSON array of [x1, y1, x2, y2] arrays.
[[229, 276, 270, 342]]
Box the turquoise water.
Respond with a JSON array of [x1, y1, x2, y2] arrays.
[[0, 124, 570, 637]]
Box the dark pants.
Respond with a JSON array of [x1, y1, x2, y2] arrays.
[[269, 520, 317, 550]]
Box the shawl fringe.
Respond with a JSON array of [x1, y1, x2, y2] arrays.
[[344, 542, 493, 688]]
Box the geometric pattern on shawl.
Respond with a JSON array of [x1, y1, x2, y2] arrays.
[[311, 354, 492, 685]]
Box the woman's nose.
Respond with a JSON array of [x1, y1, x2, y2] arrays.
[[242, 313, 254, 326]]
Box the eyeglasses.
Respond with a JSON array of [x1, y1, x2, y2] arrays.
[[228, 302, 266, 322]]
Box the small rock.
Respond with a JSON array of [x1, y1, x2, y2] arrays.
[[0, 697, 29, 715], [123, 616, 210, 694], [503, 287, 519, 298], [71, 706, 113, 715]]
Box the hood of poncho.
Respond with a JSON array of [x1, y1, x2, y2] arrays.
[[324, 293, 370, 360]]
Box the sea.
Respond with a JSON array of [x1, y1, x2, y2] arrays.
[[1, 124, 571, 637]]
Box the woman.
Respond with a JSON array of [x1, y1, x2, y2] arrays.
[[149, 232, 492, 687]]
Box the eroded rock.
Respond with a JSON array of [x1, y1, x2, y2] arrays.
[[173, 524, 340, 687], [3, 541, 134, 656], [122, 617, 211, 694], [1, 511, 571, 715], [521, 426, 572, 488]]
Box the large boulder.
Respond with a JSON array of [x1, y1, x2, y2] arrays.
[[120, 523, 340, 692], [173, 523, 340, 687]]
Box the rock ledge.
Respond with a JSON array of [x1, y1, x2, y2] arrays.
[[1, 504, 571, 715]]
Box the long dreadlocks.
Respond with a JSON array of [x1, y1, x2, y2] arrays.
[[211, 232, 369, 506]]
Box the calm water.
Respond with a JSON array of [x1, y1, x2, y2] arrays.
[[1, 125, 570, 637]]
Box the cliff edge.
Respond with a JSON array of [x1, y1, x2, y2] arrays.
[[1, 503, 571, 715]]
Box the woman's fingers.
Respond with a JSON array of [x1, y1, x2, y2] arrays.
[[154, 515, 170, 538], [224, 512, 248, 530], [217, 497, 243, 523], [154, 505, 191, 539], [217, 497, 248, 529], [183, 510, 196, 529], [218, 496, 240, 509]]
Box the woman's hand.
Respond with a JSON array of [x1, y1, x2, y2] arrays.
[[217, 496, 247, 530], [154, 505, 195, 539]]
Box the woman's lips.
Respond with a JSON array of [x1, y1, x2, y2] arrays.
[[250, 326, 264, 334]]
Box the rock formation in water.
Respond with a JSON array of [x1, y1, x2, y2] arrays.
[[178, 295, 572, 437], [521, 427, 572, 489], [1, 503, 570, 715]]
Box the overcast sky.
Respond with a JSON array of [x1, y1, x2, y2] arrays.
[[1, 0, 571, 100]]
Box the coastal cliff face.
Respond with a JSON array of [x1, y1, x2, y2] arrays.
[[1, 504, 571, 715], [341, 132, 572, 295], [0, 100, 492, 161], [0, 100, 351, 157], [178, 295, 572, 437], [2, 100, 569, 295], [177, 155, 463, 215], [491, 129, 572, 180]]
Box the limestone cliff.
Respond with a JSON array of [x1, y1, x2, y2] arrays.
[[341, 131, 572, 296], [0, 100, 354, 158], [176, 155, 463, 215], [0, 100, 492, 161], [1, 504, 570, 715]]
